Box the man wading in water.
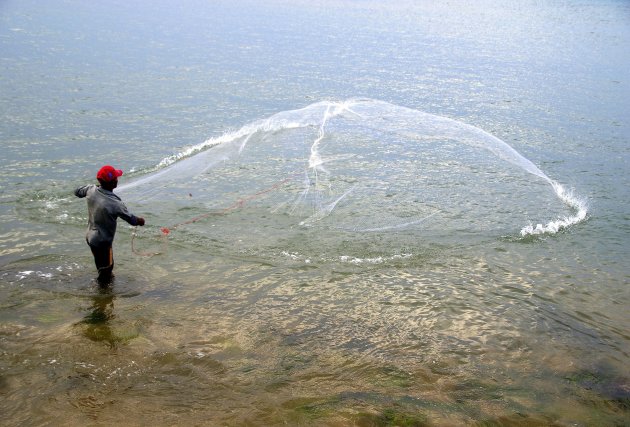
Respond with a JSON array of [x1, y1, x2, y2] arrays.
[[75, 165, 145, 285]]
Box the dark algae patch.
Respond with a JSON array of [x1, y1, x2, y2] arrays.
[[473, 413, 562, 426], [354, 407, 429, 427], [564, 368, 630, 412]]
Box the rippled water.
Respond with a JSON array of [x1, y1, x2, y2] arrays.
[[1, 0, 629, 425]]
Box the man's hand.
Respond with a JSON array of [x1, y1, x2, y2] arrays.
[[137, 217, 145, 226]]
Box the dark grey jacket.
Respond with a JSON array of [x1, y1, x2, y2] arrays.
[[75, 185, 140, 248]]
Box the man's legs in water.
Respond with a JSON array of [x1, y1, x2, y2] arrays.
[[89, 243, 114, 285]]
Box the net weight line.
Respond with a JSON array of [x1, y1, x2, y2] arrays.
[[130, 178, 291, 257]]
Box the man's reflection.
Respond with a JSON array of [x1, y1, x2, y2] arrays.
[[81, 286, 117, 347]]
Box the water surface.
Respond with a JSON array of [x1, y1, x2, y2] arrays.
[[1, 0, 629, 425]]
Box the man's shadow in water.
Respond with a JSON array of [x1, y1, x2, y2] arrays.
[[81, 282, 118, 347]]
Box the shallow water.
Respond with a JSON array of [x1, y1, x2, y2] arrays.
[[1, 0, 629, 425]]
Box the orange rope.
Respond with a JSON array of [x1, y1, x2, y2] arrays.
[[131, 178, 291, 257]]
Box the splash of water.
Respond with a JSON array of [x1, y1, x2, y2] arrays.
[[520, 181, 588, 236]]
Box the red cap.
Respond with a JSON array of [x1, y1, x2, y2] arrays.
[[96, 165, 123, 182]]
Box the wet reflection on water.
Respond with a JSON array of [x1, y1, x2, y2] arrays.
[[80, 287, 117, 347]]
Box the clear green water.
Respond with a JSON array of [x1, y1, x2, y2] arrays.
[[1, 0, 629, 425]]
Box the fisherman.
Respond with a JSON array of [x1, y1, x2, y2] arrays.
[[75, 165, 145, 285]]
